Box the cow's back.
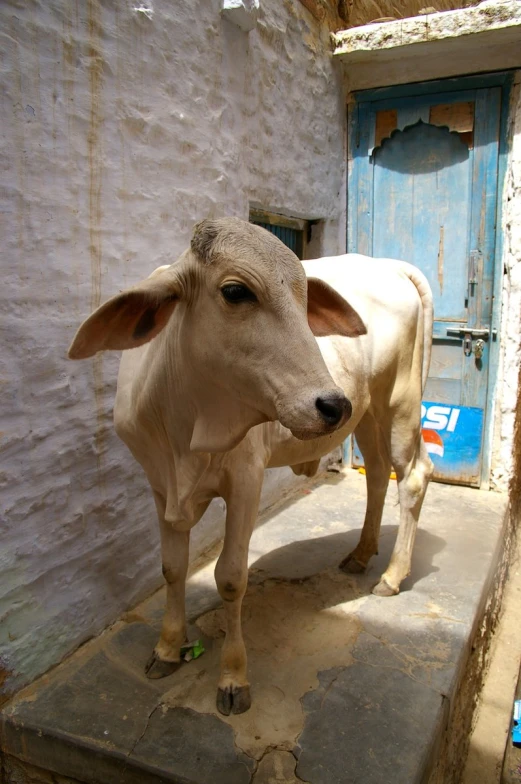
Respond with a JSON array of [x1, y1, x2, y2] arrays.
[[303, 254, 424, 388], [303, 254, 422, 327]]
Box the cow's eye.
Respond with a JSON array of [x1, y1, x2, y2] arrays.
[[221, 283, 257, 304]]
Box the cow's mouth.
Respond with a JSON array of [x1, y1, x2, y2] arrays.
[[284, 393, 352, 441]]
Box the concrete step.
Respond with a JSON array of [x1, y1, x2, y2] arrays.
[[0, 470, 508, 784]]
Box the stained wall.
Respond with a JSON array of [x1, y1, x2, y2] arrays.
[[0, 0, 346, 697]]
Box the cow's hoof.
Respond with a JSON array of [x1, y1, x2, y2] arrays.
[[372, 579, 398, 597], [145, 652, 182, 679], [216, 685, 251, 716], [339, 554, 366, 574]]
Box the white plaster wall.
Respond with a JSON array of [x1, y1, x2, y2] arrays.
[[491, 76, 521, 489], [0, 0, 347, 697]]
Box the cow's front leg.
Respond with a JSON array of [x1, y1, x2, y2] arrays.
[[214, 468, 263, 715], [145, 493, 208, 679], [340, 412, 391, 574], [374, 416, 433, 596]]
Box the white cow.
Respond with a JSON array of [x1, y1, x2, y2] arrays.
[[69, 217, 433, 715]]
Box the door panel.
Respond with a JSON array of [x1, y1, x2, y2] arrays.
[[349, 81, 503, 486], [373, 122, 471, 322]]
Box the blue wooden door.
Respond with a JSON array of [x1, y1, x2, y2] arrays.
[[349, 76, 509, 486]]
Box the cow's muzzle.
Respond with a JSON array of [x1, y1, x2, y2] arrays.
[[315, 393, 352, 427], [282, 389, 352, 441]]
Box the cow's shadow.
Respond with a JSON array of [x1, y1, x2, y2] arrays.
[[177, 523, 447, 737], [246, 524, 446, 607], [138, 520, 447, 637]]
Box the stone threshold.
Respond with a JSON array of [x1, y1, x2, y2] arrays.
[[0, 471, 508, 784]]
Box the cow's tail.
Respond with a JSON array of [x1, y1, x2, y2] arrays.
[[400, 262, 434, 394]]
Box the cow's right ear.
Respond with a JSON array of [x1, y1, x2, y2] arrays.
[[68, 269, 183, 359]]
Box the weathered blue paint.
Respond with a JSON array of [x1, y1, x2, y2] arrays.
[[348, 73, 512, 486], [373, 121, 470, 321]]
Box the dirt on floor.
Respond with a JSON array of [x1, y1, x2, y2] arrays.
[[162, 568, 364, 761]]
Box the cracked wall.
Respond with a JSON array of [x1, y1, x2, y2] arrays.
[[0, 0, 347, 699]]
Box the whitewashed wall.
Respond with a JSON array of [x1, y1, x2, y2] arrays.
[[0, 0, 347, 698], [492, 76, 521, 488]]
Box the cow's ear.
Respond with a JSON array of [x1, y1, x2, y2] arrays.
[[68, 268, 183, 359], [307, 277, 366, 338]]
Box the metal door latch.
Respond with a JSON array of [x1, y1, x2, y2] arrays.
[[446, 327, 491, 339], [446, 327, 494, 357]]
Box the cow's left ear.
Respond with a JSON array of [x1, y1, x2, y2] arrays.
[[307, 277, 367, 338], [68, 268, 183, 359]]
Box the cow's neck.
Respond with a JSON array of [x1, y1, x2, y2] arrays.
[[137, 326, 265, 523]]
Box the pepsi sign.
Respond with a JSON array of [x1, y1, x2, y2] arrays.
[[352, 401, 485, 484], [421, 401, 484, 481]]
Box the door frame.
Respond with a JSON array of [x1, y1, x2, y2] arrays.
[[347, 71, 514, 487]]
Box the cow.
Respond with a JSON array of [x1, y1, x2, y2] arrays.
[[68, 217, 433, 716]]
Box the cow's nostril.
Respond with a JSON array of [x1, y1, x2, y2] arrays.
[[315, 395, 351, 426]]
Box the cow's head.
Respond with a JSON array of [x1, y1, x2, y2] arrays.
[[69, 218, 366, 452]]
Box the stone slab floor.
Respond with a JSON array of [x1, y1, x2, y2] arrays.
[[0, 469, 507, 784]]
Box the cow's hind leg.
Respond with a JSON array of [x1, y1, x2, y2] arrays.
[[373, 408, 433, 597], [214, 465, 263, 715], [340, 412, 392, 574], [145, 493, 208, 679]]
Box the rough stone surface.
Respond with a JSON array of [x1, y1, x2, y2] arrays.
[[333, 0, 521, 55], [2, 756, 83, 784], [131, 707, 255, 784], [221, 0, 260, 32], [296, 664, 447, 784], [493, 75, 521, 489], [0, 0, 346, 699], [252, 751, 303, 784], [0, 471, 507, 784]]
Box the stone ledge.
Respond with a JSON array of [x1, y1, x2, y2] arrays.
[[333, 0, 521, 62]]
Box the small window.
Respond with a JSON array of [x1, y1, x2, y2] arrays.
[[249, 209, 307, 260]]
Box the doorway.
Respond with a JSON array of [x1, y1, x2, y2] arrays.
[[348, 73, 512, 486]]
